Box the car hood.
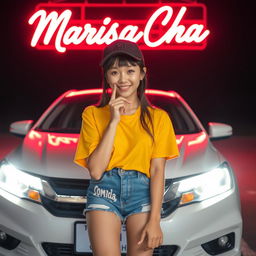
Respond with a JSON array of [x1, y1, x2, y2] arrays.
[[6, 130, 221, 180]]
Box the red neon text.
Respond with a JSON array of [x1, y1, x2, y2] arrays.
[[28, 3, 210, 52]]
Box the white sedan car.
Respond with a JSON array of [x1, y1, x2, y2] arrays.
[[0, 89, 242, 256]]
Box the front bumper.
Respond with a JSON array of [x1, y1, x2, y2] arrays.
[[161, 186, 242, 255], [0, 185, 242, 256]]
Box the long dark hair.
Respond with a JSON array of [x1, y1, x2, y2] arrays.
[[96, 53, 155, 145]]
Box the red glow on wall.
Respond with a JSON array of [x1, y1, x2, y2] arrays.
[[66, 88, 177, 98], [28, 3, 210, 53]]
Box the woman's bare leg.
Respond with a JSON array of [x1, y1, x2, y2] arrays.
[[126, 212, 154, 256], [86, 210, 122, 256]]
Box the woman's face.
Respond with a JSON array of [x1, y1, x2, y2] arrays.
[[106, 59, 146, 99]]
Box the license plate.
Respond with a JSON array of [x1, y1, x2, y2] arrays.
[[74, 221, 127, 254]]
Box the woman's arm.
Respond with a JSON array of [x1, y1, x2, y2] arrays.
[[149, 157, 166, 222], [137, 157, 166, 249], [87, 120, 118, 180]]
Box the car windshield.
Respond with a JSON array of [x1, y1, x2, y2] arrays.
[[35, 93, 202, 134]]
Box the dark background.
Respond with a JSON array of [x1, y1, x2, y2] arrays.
[[1, 0, 254, 135], [1, 1, 256, 250]]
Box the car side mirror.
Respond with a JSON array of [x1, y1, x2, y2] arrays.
[[9, 120, 34, 137], [208, 122, 232, 140]]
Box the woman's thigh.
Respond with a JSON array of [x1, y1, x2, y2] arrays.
[[126, 212, 154, 256], [86, 210, 122, 256]]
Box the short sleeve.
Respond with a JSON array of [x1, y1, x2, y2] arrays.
[[151, 111, 180, 160], [73, 106, 100, 168]]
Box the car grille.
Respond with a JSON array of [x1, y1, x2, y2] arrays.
[[42, 243, 178, 256], [45, 177, 89, 196], [41, 177, 179, 219], [41, 177, 89, 218], [41, 195, 85, 218]]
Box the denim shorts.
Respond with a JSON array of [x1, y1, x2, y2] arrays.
[[84, 167, 151, 224]]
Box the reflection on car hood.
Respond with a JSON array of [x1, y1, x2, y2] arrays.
[[6, 130, 221, 180]]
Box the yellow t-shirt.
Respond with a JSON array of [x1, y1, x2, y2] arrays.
[[73, 104, 179, 178]]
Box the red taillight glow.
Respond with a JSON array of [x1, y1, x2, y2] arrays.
[[27, 130, 78, 147], [47, 134, 78, 146], [28, 130, 42, 139], [188, 132, 207, 146], [28, 3, 210, 52], [176, 135, 184, 145]]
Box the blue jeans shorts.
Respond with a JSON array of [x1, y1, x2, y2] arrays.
[[84, 167, 151, 224]]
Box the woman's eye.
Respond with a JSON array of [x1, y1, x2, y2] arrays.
[[109, 69, 134, 75]]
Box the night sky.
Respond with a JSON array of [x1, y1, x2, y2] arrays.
[[1, 0, 254, 135]]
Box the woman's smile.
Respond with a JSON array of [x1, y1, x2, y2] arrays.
[[117, 85, 131, 91]]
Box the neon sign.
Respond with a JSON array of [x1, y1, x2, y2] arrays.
[[28, 3, 210, 53]]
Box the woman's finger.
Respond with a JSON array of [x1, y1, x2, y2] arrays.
[[110, 84, 117, 101], [111, 102, 127, 114], [114, 96, 132, 104], [138, 230, 146, 245]]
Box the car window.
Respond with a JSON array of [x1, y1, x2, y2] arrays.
[[35, 93, 202, 134], [147, 94, 201, 134]]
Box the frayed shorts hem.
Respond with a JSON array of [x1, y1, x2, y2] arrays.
[[83, 203, 151, 224]]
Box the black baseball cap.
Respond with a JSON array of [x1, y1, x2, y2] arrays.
[[100, 39, 145, 67]]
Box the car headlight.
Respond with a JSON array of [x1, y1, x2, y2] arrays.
[[0, 159, 44, 203], [162, 162, 233, 217]]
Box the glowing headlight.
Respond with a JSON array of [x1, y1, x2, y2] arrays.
[[0, 159, 44, 202], [164, 162, 233, 206]]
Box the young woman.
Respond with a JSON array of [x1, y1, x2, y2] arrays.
[[74, 39, 179, 256]]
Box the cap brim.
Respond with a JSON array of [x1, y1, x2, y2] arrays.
[[99, 51, 142, 67]]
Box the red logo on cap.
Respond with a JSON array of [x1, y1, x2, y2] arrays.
[[116, 43, 123, 49]]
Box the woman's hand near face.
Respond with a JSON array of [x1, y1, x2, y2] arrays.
[[109, 84, 131, 123]]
